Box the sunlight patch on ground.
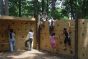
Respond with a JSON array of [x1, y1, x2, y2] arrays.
[[0, 49, 45, 59]]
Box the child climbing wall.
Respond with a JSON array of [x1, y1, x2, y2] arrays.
[[48, 18, 56, 34], [63, 28, 72, 53], [8, 28, 16, 52], [50, 32, 57, 53], [40, 20, 75, 56], [54, 20, 75, 55], [50, 32, 56, 48]]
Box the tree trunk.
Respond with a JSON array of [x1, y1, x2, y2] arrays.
[[0, 0, 4, 15], [4, 0, 9, 15], [46, 0, 49, 15], [51, 0, 56, 18], [19, 0, 21, 17], [42, 0, 45, 14]]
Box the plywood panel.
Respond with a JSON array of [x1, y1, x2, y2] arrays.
[[40, 20, 75, 56], [0, 19, 36, 51], [78, 19, 88, 59]]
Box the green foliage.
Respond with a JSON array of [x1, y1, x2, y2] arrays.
[[8, 0, 88, 19], [9, 0, 19, 16], [63, 0, 88, 19], [53, 8, 68, 20]]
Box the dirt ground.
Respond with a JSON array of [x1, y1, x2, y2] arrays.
[[0, 49, 73, 59]]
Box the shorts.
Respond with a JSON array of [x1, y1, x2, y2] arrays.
[[64, 37, 71, 46]]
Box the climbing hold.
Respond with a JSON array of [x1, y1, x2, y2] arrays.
[[83, 22, 84, 24], [60, 41, 63, 44], [83, 53, 85, 57], [70, 50, 73, 54], [82, 33, 84, 36]]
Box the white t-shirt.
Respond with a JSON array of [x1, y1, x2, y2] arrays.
[[48, 19, 55, 26], [29, 32, 34, 39]]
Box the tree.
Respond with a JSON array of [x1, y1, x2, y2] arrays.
[[63, 0, 88, 19], [0, 0, 3, 15], [4, 0, 9, 15], [0, 0, 9, 15], [51, 0, 57, 18], [9, 0, 19, 16], [19, 0, 21, 17], [8, 0, 88, 19], [8, 0, 41, 17]]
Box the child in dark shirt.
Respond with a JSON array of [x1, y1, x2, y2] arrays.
[[63, 28, 72, 53], [63, 28, 71, 47]]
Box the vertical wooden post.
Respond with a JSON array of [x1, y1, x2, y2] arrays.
[[74, 14, 78, 59]]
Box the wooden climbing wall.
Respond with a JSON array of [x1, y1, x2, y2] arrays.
[[40, 22, 51, 51], [0, 16, 36, 51], [78, 19, 88, 59], [40, 20, 75, 56], [54, 20, 75, 56], [0, 20, 9, 51]]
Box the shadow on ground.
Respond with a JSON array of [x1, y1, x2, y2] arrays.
[[0, 49, 73, 59]]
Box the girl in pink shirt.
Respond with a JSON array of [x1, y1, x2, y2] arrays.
[[50, 33, 56, 48]]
